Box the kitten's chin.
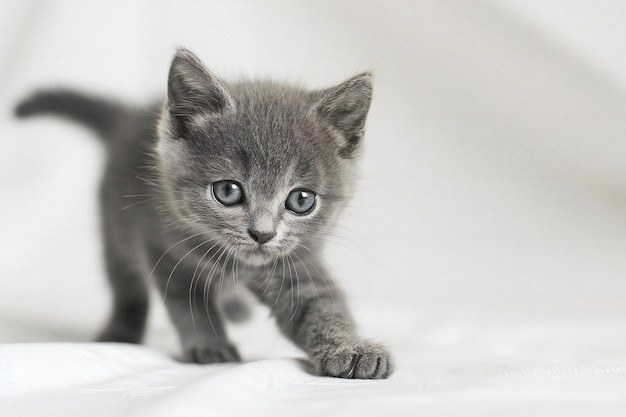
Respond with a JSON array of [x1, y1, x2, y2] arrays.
[[232, 238, 298, 267], [241, 252, 274, 267], [236, 245, 286, 267]]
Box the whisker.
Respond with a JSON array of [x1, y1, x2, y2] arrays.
[[305, 233, 361, 257], [269, 257, 286, 311], [188, 238, 222, 331], [163, 238, 213, 301], [203, 245, 230, 335], [291, 248, 324, 308], [122, 194, 155, 198], [286, 253, 295, 318], [294, 245, 335, 317], [285, 253, 301, 327], [118, 197, 158, 212], [147, 230, 211, 286], [260, 255, 279, 297], [232, 246, 244, 302], [190, 239, 230, 332], [216, 247, 234, 313]]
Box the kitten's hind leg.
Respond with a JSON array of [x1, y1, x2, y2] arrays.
[[97, 240, 149, 344], [149, 248, 240, 364]]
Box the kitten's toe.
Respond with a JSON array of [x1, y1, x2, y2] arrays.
[[185, 341, 241, 364], [317, 341, 393, 379]]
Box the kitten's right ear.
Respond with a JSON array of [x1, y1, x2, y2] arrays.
[[313, 72, 373, 158], [167, 48, 232, 134]]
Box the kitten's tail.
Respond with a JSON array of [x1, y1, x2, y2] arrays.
[[15, 89, 127, 140]]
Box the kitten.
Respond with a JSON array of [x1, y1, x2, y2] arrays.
[[15, 48, 393, 379]]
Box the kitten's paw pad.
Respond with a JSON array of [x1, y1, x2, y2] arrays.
[[184, 341, 241, 364], [318, 342, 393, 379]]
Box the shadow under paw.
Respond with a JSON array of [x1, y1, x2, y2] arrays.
[[184, 341, 241, 364], [97, 324, 143, 344]]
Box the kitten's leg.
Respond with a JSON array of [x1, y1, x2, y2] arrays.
[[97, 240, 149, 344], [149, 249, 240, 364], [219, 277, 252, 323], [249, 257, 393, 379]]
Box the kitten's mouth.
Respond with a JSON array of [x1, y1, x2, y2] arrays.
[[242, 252, 273, 267], [235, 243, 286, 267], [237, 248, 274, 266]]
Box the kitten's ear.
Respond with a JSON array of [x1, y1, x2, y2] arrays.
[[167, 48, 232, 134], [314, 73, 373, 158]]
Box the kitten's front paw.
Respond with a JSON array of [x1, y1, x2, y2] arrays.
[[315, 341, 393, 379], [184, 340, 241, 364]]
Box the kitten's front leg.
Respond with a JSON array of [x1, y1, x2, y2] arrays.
[[149, 248, 240, 364], [249, 258, 393, 379], [300, 309, 393, 379], [164, 288, 240, 364]]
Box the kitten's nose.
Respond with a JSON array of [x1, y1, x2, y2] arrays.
[[248, 229, 276, 245]]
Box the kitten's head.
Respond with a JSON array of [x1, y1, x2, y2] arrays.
[[157, 48, 372, 266]]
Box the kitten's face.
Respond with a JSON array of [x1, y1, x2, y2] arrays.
[[157, 49, 372, 266]]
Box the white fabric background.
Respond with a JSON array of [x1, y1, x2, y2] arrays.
[[2, 0, 626, 415]]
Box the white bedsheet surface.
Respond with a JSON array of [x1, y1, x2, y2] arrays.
[[2, 1, 626, 415], [3, 320, 626, 417]]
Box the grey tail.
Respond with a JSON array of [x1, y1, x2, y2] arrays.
[[15, 89, 127, 140]]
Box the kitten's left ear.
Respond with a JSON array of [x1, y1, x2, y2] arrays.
[[167, 48, 233, 135], [313, 73, 373, 158]]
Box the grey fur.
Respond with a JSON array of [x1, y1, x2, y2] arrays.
[[16, 48, 393, 379]]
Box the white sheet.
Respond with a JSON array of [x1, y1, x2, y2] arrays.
[[2, 1, 626, 416]]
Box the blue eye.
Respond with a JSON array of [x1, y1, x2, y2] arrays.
[[212, 181, 244, 206], [285, 189, 316, 214]]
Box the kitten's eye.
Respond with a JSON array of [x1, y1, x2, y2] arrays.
[[212, 181, 244, 206], [285, 189, 316, 214]]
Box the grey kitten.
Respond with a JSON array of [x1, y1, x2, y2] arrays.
[[16, 48, 392, 379]]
